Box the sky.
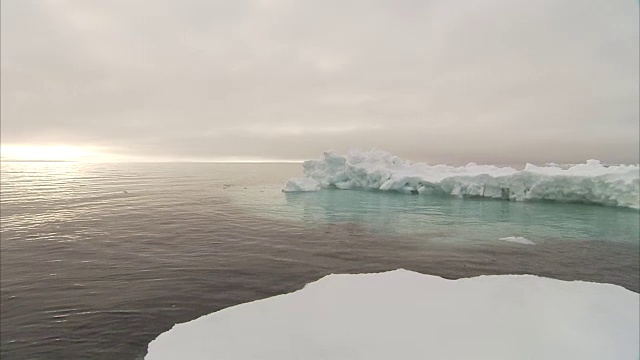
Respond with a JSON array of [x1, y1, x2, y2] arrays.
[[1, 0, 638, 164]]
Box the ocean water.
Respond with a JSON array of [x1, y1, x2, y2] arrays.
[[1, 162, 638, 359]]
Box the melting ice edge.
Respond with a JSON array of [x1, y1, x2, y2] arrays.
[[284, 149, 640, 209]]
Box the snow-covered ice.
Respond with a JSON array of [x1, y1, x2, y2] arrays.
[[284, 150, 640, 209], [499, 236, 537, 245], [145, 269, 639, 360], [282, 177, 321, 192]]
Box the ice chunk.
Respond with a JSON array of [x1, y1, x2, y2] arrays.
[[145, 269, 639, 360], [285, 150, 640, 209], [499, 236, 536, 245], [282, 177, 321, 192]]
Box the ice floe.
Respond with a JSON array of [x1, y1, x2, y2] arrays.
[[145, 269, 639, 360]]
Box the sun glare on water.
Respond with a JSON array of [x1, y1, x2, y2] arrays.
[[0, 145, 111, 162]]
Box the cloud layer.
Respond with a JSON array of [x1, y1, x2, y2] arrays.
[[2, 0, 638, 163]]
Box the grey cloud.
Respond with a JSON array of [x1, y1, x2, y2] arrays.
[[1, 0, 638, 163]]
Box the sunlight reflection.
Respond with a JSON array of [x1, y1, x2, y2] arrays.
[[0, 145, 114, 162]]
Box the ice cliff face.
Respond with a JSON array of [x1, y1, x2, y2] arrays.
[[284, 150, 639, 209]]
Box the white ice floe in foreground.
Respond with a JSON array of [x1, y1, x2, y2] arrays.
[[283, 150, 640, 209], [499, 236, 537, 245], [145, 269, 639, 360]]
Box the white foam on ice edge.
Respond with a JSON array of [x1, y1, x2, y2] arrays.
[[499, 236, 537, 245], [282, 149, 640, 209], [145, 269, 639, 360]]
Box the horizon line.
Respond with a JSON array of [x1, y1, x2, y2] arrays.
[[0, 159, 305, 164]]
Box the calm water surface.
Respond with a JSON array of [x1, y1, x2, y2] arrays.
[[1, 162, 638, 359]]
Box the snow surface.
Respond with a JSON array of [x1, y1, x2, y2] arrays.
[[499, 236, 537, 245], [145, 269, 639, 360], [284, 150, 640, 209]]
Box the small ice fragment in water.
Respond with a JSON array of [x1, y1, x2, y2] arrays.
[[499, 236, 536, 245]]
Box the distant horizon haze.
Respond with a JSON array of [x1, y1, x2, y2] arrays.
[[1, 0, 638, 165], [0, 144, 637, 168]]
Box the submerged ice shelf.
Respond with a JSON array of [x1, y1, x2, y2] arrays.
[[283, 150, 640, 209], [145, 269, 639, 360]]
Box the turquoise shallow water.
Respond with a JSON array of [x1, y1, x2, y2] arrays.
[[228, 185, 640, 245]]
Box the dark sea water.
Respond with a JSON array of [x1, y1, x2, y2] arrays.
[[1, 162, 638, 359]]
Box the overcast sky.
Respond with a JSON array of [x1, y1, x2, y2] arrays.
[[1, 0, 638, 164]]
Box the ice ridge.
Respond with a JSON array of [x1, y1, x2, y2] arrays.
[[283, 150, 640, 209]]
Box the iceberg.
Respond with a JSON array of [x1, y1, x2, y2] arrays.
[[145, 269, 639, 360], [284, 150, 640, 209], [282, 177, 321, 192]]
